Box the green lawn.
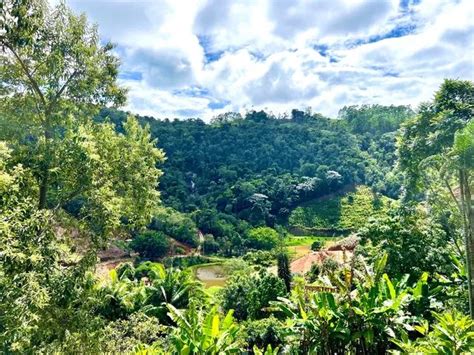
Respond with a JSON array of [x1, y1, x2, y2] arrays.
[[285, 235, 339, 259]]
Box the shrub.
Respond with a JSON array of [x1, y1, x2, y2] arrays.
[[243, 250, 275, 267], [311, 241, 322, 251], [241, 317, 285, 352], [321, 258, 340, 275], [149, 207, 198, 246], [247, 227, 279, 250], [220, 271, 286, 321], [175, 246, 186, 255], [306, 263, 321, 283], [202, 234, 220, 255], [130, 231, 170, 259]]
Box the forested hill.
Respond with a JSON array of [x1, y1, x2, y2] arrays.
[[97, 106, 413, 227]]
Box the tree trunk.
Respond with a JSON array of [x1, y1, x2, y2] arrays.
[[38, 173, 49, 209], [38, 118, 51, 209], [460, 169, 474, 318]]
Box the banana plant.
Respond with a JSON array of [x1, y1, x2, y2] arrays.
[[166, 304, 242, 354], [272, 291, 350, 354], [392, 310, 474, 354], [253, 344, 280, 354]]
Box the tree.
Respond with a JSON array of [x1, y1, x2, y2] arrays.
[[0, 2, 164, 350], [0, 0, 164, 243], [130, 231, 170, 260], [277, 252, 292, 292], [221, 271, 286, 321], [247, 227, 279, 250], [399, 79, 474, 317], [1, 0, 126, 209], [359, 206, 453, 281]]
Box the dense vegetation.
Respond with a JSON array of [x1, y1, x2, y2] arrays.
[[96, 103, 410, 254], [0, 1, 473, 354]]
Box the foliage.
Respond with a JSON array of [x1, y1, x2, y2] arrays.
[[130, 231, 170, 260], [277, 252, 292, 292], [1, 0, 125, 209], [247, 227, 280, 250], [339, 104, 413, 136], [0, 143, 101, 352], [289, 186, 392, 231], [273, 253, 417, 354], [392, 311, 474, 354], [167, 305, 242, 354], [240, 317, 286, 352], [243, 250, 276, 267], [101, 312, 166, 353], [1, 1, 164, 244], [310, 241, 322, 251], [150, 207, 198, 246], [220, 271, 287, 321], [359, 205, 455, 281], [99, 262, 204, 324]]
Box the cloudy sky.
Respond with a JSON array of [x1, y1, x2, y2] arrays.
[[65, 0, 473, 120]]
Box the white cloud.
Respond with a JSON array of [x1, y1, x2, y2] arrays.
[[63, 0, 474, 120]]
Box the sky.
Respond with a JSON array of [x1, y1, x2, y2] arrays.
[[63, 0, 473, 120]]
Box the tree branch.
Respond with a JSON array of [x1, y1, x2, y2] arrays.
[[1, 39, 47, 107], [55, 69, 80, 101]]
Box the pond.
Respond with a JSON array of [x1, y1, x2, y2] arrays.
[[195, 264, 228, 288]]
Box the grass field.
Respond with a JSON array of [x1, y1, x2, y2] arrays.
[[289, 186, 393, 231], [285, 235, 338, 258]]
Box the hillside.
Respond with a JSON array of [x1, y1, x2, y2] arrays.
[[1, 0, 472, 352], [288, 186, 394, 234]]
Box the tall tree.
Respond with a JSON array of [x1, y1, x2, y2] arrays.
[[399, 79, 474, 317], [277, 252, 292, 292], [1, 0, 126, 209]]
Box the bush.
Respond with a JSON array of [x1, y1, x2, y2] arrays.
[[149, 207, 198, 246], [321, 258, 340, 275], [241, 317, 285, 352], [175, 246, 186, 255], [246, 227, 279, 250], [243, 250, 275, 267], [306, 263, 321, 283], [311, 241, 322, 251], [130, 231, 170, 259], [202, 234, 220, 255], [220, 271, 286, 321]]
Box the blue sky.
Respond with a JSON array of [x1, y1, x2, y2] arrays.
[[63, 0, 473, 120]]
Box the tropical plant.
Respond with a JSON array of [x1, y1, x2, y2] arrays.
[[167, 305, 242, 354], [221, 271, 286, 321], [392, 311, 474, 354], [97, 269, 148, 321], [146, 266, 204, 324], [272, 253, 417, 354], [240, 317, 285, 352], [399, 79, 474, 317]]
